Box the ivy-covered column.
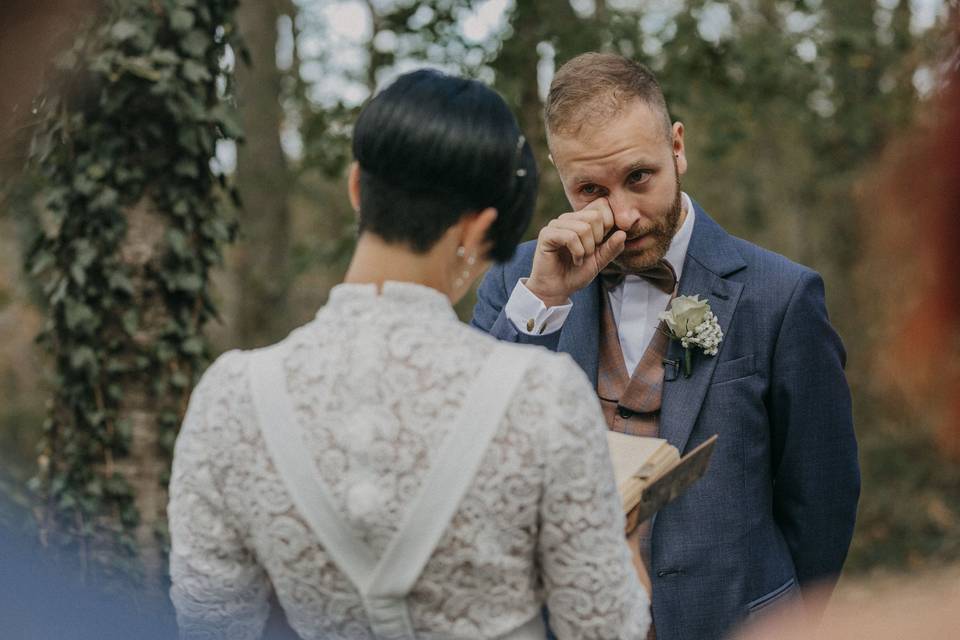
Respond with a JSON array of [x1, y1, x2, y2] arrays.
[[27, 0, 241, 586]]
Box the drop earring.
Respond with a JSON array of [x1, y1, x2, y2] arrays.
[[453, 247, 476, 290]]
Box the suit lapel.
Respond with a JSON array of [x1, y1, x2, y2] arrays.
[[558, 279, 601, 387], [660, 203, 746, 454]]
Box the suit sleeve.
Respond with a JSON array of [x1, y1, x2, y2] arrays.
[[471, 261, 562, 350], [769, 271, 860, 589]]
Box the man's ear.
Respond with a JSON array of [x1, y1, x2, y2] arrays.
[[672, 122, 688, 176], [348, 162, 361, 213], [460, 207, 498, 257]]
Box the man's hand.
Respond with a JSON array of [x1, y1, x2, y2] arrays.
[[526, 198, 627, 306]]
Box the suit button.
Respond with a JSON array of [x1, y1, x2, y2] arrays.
[[617, 406, 634, 419]]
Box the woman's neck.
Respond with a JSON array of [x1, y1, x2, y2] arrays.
[[343, 233, 452, 296]]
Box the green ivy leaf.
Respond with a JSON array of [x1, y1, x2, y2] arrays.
[[116, 419, 133, 444], [75, 241, 97, 267], [121, 309, 139, 334], [110, 20, 141, 42], [177, 273, 203, 292], [180, 30, 210, 58], [90, 187, 119, 211], [182, 60, 212, 83], [69, 263, 87, 287], [209, 104, 242, 139], [151, 48, 181, 66], [86, 163, 108, 179], [174, 159, 199, 178], [73, 174, 98, 196], [29, 251, 56, 276], [167, 229, 190, 257], [181, 336, 204, 355], [69, 346, 98, 372], [170, 9, 196, 34], [109, 272, 135, 296], [64, 300, 97, 331], [170, 371, 190, 388], [173, 200, 191, 216], [118, 55, 164, 82]]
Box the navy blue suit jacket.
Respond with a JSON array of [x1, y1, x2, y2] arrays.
[[471, 202, 860, 640]]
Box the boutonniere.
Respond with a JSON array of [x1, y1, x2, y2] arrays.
[[658, 295, 724, 378]]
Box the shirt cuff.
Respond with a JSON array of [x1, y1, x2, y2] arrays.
[[504, 278, 573, 336]]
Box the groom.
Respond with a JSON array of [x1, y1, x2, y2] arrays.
[[472, 53, 859, 640]]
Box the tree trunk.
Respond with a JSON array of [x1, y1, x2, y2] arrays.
[[114, 196, 171, 592], [233, 0, 293, 348]]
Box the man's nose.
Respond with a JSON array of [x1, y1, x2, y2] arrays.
[[607, 193, 641, 231]]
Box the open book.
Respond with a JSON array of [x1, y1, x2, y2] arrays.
[[607, 432, 718, 533]]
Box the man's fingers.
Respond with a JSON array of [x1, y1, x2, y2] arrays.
[[539, 227, 587, 265], [550, 219, 596, 256], [587, 198, 616, 236], [560, 209, 605, 245], [595, 229, 626, 270]]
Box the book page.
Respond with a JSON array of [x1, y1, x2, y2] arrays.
[[606, 431, 672, 488]]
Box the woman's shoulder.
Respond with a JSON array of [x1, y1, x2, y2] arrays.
[[195, 323, 314, 389], [484, 342, 598, 427]]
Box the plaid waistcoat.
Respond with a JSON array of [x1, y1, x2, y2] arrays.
[[596, 285, 671, 436]]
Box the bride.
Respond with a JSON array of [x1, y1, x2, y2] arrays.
[[168, 69, 650, 639]]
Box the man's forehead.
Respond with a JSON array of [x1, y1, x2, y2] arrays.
[[548, 99, 671, 174], [549, 98, 669, 142]]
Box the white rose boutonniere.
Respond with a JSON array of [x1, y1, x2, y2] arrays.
[[659, 295, 724, 377]]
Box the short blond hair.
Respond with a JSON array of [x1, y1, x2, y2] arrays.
[[545, 52, 672, 139]]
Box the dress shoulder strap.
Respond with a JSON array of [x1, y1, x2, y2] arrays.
[[249, 344, 377, 587]]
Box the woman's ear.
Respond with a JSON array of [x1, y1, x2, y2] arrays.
[[461, 207, 498, 257], [348, 162, 361, 213]]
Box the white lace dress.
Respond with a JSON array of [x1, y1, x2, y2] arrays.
[[168, 282, 650, 639]]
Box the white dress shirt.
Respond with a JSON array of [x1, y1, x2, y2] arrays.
[[505, 192, 696, 374]]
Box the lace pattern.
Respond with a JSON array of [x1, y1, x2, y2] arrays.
[[169, 282, 650, 639]]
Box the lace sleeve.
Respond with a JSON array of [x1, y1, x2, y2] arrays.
[[168, 351, 272, 640], [536, 354, 651, 640]]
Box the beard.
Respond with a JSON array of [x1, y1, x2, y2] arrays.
[[613, 169, 683, 271]]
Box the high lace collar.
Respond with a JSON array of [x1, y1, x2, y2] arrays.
[[323, 281, 458, 322]]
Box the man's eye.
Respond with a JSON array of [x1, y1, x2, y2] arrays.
[[628, 170, 650, 184], [582, 184, 599, 195]]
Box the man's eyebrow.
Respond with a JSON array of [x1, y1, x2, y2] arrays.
[[570, 157, 661, 186], [624, 159, 658, 173]]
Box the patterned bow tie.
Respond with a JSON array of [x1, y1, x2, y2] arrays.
[[599, 259, 677, 294]]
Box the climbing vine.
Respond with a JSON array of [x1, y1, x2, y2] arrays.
[[26, 0, 242, 580]]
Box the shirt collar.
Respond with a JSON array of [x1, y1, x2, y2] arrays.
[[666, 192, 696, 282]]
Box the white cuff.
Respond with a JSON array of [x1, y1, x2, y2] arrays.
[[504, 279, 572, 336]]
